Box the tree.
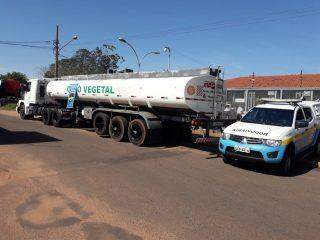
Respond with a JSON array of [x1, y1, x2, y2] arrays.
[[44, 44, 124, 77], [0, 72, 28, 83]]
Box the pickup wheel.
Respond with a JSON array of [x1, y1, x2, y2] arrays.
[[222, 155, 234, 164], [93, 112, 110, 136], [109, 116, 128, 142], [42, 108, 52, 125], [52, 109, 63, 127], [128, 119, 149, 146], [281, 146, 294, 176], [313, 136, 320, 156]]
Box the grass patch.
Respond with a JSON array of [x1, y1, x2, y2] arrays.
[[0, 103, 17, 111]]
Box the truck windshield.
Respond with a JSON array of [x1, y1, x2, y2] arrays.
[[241, 107, 294, 127]]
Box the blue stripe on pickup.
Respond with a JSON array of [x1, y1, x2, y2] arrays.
[[219, 138, 286, 163]]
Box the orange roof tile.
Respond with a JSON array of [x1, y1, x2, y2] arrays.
[[226, 74, 320, 89]]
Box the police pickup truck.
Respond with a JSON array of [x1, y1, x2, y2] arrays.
[[219, 99, 320, 175]]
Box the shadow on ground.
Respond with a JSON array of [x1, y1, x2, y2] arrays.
[[229, 157, 319, 177], [82, 222, 143, 240], [0, 127, 61, 145]]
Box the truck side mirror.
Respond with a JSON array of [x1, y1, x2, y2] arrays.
[[295, 120, 308, 129]]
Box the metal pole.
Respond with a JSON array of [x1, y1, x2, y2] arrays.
[[139, 52, 160, 72], [54, 25, 59, 78], [163, 47, 171, 71], [168, 52, 171, 71], [125, 42, 140, 73]]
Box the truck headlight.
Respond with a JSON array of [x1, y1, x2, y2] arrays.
[[263, 139, 282, 147], [222, 133, 230, 140]]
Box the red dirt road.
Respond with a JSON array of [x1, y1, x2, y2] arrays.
[[0, 110, 319, 240]]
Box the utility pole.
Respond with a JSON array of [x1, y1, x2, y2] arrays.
[[300, 69, 303, 88], [54, 25, 59, 78], [251, 72, 255, 88]]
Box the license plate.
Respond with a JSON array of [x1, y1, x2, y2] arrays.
[[234, 146, 250, 153]]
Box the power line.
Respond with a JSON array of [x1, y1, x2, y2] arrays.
[[74, 5, 320, 46], [125, 7, 320, 40], [0, 40, 51, 44], [0, 41, 51, 49]]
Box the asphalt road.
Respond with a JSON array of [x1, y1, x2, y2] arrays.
[[0, 110, 319, 240]]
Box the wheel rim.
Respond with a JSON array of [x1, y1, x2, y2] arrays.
[[129, 123, 143, 142], [111, 121, 122, 137]]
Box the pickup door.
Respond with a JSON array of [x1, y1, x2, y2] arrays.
[[294, 107, 316, 153], [302, 107, 317, 146]]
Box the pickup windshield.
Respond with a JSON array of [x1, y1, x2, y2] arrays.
[[241, 107, 294, 127]]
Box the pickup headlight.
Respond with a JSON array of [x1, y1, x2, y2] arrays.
[[263, 139, 282, 147], [222, 132, 231, 140]]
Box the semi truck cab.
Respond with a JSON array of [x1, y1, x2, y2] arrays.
[[16, 79, 50, 119]]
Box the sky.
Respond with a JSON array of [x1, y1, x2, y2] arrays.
[[0, 0, 319, 79]]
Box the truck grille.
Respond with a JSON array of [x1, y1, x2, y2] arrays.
[[230, 135, 263, 145], [225, 147, 263, 159]]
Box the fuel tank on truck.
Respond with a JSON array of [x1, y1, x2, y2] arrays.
[[46, 68, 224, 114]]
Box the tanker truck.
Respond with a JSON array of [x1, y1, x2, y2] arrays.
[[16, 68, 227, 146]]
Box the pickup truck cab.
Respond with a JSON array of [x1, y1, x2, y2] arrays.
[[219, 100, 320, 175]]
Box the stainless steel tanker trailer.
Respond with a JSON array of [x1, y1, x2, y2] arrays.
[[17, 68, 230, 146]]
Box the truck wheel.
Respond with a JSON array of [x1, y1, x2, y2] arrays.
[[19, 104, 27, 120], [42, 108, 52, 125], [52, 109, 63, 127], [281, 147, 294, 176], [128, 119, 149, 146], [93, 112, 110, 136], [109, 116, 128, 142]]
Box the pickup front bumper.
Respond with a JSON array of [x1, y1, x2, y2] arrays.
[[219, 138, 286, 163]]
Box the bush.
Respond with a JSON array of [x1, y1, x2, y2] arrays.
[[0, 103, 16, 111]]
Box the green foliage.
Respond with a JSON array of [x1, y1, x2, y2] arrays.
[[0, 72, 28, 83], [0, 103, 16, 111], [44, 44, 124, 77]]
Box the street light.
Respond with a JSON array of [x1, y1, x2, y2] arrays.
[[163, 46, 171, 72], [118, 37, 140, 72], [139, 51, 160, 72], [59, 35, 78, 51], [54, 25, 78, 78], [118, 37, 160, 73]]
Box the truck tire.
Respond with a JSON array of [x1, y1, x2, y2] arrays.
[[19, 104, 28, 120], [109, 116, 128, 142], [128, 119, 149, 146], [52, 109, 63, 127], [42, 108, 52, 125], [280, 146, 294, 176], [93, 112, 110, 136]]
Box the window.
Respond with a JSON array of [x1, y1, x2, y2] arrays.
[[241, 108, 294, 127], [303, 107, 313, 122], [39, 85, 45, 98], [296, 109, 305, 121], [313, 104, 320, 117]]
